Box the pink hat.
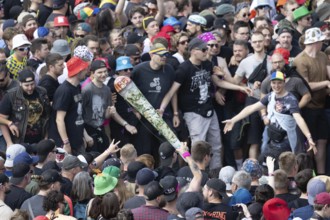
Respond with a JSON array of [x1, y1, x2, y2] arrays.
[[198, 32, 216, 43]]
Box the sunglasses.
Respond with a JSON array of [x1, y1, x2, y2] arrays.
[[257, 5, 270, 10], [122, 68, 133, 72], [158, 53, 170, 57], [17, 47, 30, 52], [179, 40, 189, 45], [291, 8, 297, 12], [75, 34, 85, 38], [197, 48, 208, 53], [207, 44, 219, 48], [242, 13, 251, 17]]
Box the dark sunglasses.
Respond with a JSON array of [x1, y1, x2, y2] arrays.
[[75, 34, 85, 38], [197, 48, 208, 53], [158, 52, 170, 57], [291, 8, 297, 12], [179, 40, 189, 45], [122, 68, 133, 72], [242, 13, 251, 17], [207, 44, 219, 48], [257, 5, 270, 10], [17, 47, 30, 52]]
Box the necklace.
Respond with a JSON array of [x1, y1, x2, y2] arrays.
[[192, 63, 203, 71]]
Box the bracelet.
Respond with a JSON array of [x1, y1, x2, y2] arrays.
[[8, 121, 14, 127], [173, 112, 179, 116], [182, 151, 191, 158], [123, 121, 128, 127], [63, 139, 70, 145]]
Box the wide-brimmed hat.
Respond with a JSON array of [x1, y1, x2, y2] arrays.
[[51, 39, 71, 57], [293, 6, 312, 22], [67, 57, 89, 77], [115, 56, 133, 71], [94, 173, 118, 196], [12, 34, 31, 50], [304, 27, 326, 45]]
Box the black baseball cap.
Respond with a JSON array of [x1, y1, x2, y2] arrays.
[[159, 142, 175, 167], [144, 180, 164, 201], [90, 60, 107, 72], [206, 178, 228, 199], [160, 175, 178, 202]]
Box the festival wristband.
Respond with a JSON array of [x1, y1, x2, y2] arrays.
[[182, 151, 191, 158]]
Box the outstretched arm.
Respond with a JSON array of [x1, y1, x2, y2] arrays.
[[222, 102, 265, 133]]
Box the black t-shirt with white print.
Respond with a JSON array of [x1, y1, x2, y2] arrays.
[[175, 60, 214, 117]]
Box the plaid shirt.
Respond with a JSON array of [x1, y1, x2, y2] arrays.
[[131, 205, 169, 220], [6, 55, 27, 79]]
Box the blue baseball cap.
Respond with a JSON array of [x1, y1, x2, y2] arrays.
[[13, 152, 39, 166], [163, 17, 181, 27], [116, 56, 133, 71]]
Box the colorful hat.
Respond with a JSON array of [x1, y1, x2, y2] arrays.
[[188, 15, 207, 26], [116, 56, 133, 71], [242, 159, 263, 179], [163, 17, 181, 27], [149, 43, 169, 55], [54, 16, 70, 27], [77, 7, 94, 20], [100, 0, 117, 10], [293, 6, 312, 22], [142, 16, 156, 30], [271, 71, 285, 81], [67, 57, 89, 77], [94, 173, 118, 195], [73, 45, 94, 62], [304, 27, 326, 45], [198, 32, 216, 43], [263, 198, 290, 220]]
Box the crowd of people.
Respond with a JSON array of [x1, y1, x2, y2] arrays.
[[0, 0, 330, 219]]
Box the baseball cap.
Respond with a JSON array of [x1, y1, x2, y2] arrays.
[[62, 155, 87, 170], [13, 151, 39, 166], [10, 163, 31, 185], [270, 71, 285, 81], [102, 158, 122, 169], [124, 44, 141, 56], [33, 27, 50, 39], [159, 142, 175, 167], [18, 69, 35, 83], [54, 16, 70, 27], [126, 33, 145, 44], [149, 43, 169, 56], [215, 4, 235, 17], [307, 179, 327, 205], [188, 38, 208, 52], [315, 192, 330, 205], [90, 60, 107, 72], [127, 161, 146, 183], [144, 181, 164, 201], [136, 168, 158, 186], [94, 173, 118, 196], [4, 144, 26, 167], [41, 161, 62, 173], [185, 207, 204, 220], [263, 198, 290, 220], [206, 178, 228, 199], [241, 158, 263, 179], [160, 175, 178, 202], [219, 166, 236, 190], [36, 140, 56, 160], [53, 0, 66, 9], [213, 18, 229, 30], [67, 57, 89, 78], [230, 188, 253, 205], [40, 169, 65, 185], [277, 27, 293, 36]]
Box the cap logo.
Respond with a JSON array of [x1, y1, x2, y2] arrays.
[[160, 152, 166, 159], [58, 17, 65, 23], [164, 187, 175, 195], [122, 59, 128, 65]]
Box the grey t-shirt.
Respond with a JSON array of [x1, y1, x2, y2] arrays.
[[235, 54, 272, 99], [82, 82, 112, 128], [20, 195, 46, 220]]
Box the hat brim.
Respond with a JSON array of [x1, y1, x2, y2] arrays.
[[4, 160, 13, 168], [304, 35, 326, 45], [51, 48, 71, 57], [293, 11, 312, 22], [116, 63, 133, 71], [94, 177, 118, 196], [32, 156, 39, 164], [164, 192, 177, 202], [13, 42, 32, 50], [160, 157, 172, 167]]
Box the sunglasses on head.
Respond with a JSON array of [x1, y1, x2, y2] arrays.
[[207, 44, 219, 48], [179, 40, 189, 45], [17, 47, 30, 52]]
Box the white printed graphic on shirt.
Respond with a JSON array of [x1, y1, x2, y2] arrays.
[[74, 94, 84, 126], [190, 69, 211, 104], [149, 77, 161, 93], [92, 95, 105, 126]]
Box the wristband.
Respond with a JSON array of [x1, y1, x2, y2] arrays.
[[123, 122, 128, 127], [182, 151, 191, 158], [63, 139, 70, 145], [174, 112, 179, 116], [8, 121, 14, 127]]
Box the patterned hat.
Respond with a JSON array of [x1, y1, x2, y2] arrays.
[[304, 27, 326, 45], [198, 32, 216, 43], [77, 7, 94, 20], [73, 45, 94, 62], [241, 158, 263, 179]]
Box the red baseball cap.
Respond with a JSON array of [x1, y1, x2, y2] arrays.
[[54, 16, 70, 27], [263, 198, 290, 220], [314, 192, 330, 205]]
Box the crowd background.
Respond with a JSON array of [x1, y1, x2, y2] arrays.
[[1, 0, 330, 219]]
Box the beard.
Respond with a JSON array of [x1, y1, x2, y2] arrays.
[[158, 196, 167, 208]]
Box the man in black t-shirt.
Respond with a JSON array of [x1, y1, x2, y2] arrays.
[[131, 43, 176, 159], [48, 57, 89, 155], [202, 178, 238, 219]]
